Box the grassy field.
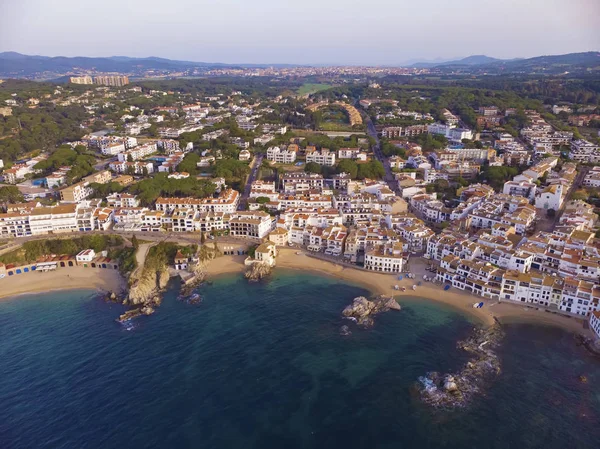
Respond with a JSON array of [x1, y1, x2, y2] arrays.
[[297, 83, 332, 96]]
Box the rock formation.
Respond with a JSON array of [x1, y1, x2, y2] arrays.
[[342, 295, 401, 327], [127, 264, 169, 306], [418, 323, 504, 408], [244, 261, 272, 282]]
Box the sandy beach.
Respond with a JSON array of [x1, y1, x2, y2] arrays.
[[0, 267, 126, 301], [206, 248, 590, 335]]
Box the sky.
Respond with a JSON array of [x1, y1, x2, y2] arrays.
[[1, 0, 599, 65]]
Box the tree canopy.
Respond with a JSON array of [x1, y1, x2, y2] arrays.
[[131, 173, 217, 205]]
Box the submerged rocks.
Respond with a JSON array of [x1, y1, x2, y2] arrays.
[[244, 262, 272, 282], [342, 295, 401, 328], [340, 325, 352, 336], [418, 323, 504, 408]]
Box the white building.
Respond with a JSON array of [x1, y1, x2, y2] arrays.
[[266, 146, 297, 164], [306, 148, 336, 166], [239, 149, 251, 161], [228, 211, 273, 239], [364, 242, 405, 273], [117, 143, 157, 162], [76, 249, 96, 263], [503, 180, 537, 201], [109, 161, 154, 175], [535, 184, 563, 211], [570, 140, 600, 163], [106, 193, 140, 208], [155, 189, 240, 214], [101, 142, 126, 156], [338, 148, 367, 162], [591, 311, 600, 339]]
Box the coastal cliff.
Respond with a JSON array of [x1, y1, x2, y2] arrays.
[[127, 265, 169, 305]]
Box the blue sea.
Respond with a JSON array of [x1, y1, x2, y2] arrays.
[[1, 271, 599, 449]]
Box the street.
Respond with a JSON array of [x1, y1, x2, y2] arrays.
[[362, 112, 399, 193], [238, 153, 263, 210]]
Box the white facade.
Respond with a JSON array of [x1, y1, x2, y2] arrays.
[[117, 143, 157, 162], [364, 243, 405, 273], [591, 312, 600, 339], [228, 211, 273, 239], [306, 149, 336, 166], [266, 146, 296, 164], [535, 185, 563, 211], [101, 142, 126, 156]]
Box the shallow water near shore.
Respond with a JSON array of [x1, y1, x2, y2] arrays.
[[1, 270, 599, 448]]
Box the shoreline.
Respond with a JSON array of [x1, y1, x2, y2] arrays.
[[0, 267, 126, 301], [0, 248, 591, 337], [206, 248, 591, 336]]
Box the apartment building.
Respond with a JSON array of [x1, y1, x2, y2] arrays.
[[94, 75, 129, 87], [60, 181, 93, 203], [117, 143, 157, 162], [591, 312, 600, 339], [228, 211, 273, 239], [364, 242, 405, 273], [102, 142, 126, 156], [338, 148, 367, 161], [155, 189, 240, 214], [170, 210, 227, 233], [570, 139, 600, 163], [0, 203, 79, 238], [583, 166, 600, 188], [281, 172, 324, 193], [106, 193, 140, 208], [83, 170, 112, 185], [266, 146, 297, 164], [70, 75, 93, 84], [109, 161, 154, 175], [306, 148, 336, 166], [503, 180, 537, 201]]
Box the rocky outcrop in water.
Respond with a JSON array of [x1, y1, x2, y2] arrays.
[[418, 323, 504, 408], [574, 333, 600, 358], [244, 262, 272, 282], [342, 295, 401, 328]]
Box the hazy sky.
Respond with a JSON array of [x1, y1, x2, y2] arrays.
[[1, 0, 598, 65]]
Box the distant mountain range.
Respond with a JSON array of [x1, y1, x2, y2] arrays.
[[0, 52, 300, 79], [409, 55, 508, 68], [410, 52, 599, 74], [0, 51, 598, 79]]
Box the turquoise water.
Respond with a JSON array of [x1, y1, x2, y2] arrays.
[[1, 271, 599, 449]]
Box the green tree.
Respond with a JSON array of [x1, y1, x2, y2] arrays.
[[336, 159, 358, 179], [131, 234, 139, 250], [0, 186, 25, 204], [177, 153, 201, 175], [256, 196, 270, 204], [304, 162, 322, 174]]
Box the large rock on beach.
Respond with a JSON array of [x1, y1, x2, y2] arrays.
[[244, 262, 272, 282]]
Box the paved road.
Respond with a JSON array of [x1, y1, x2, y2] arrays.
[[362, 113, 399, 193], [238, 153, 263, 210], [553, 165, 589, 226]]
